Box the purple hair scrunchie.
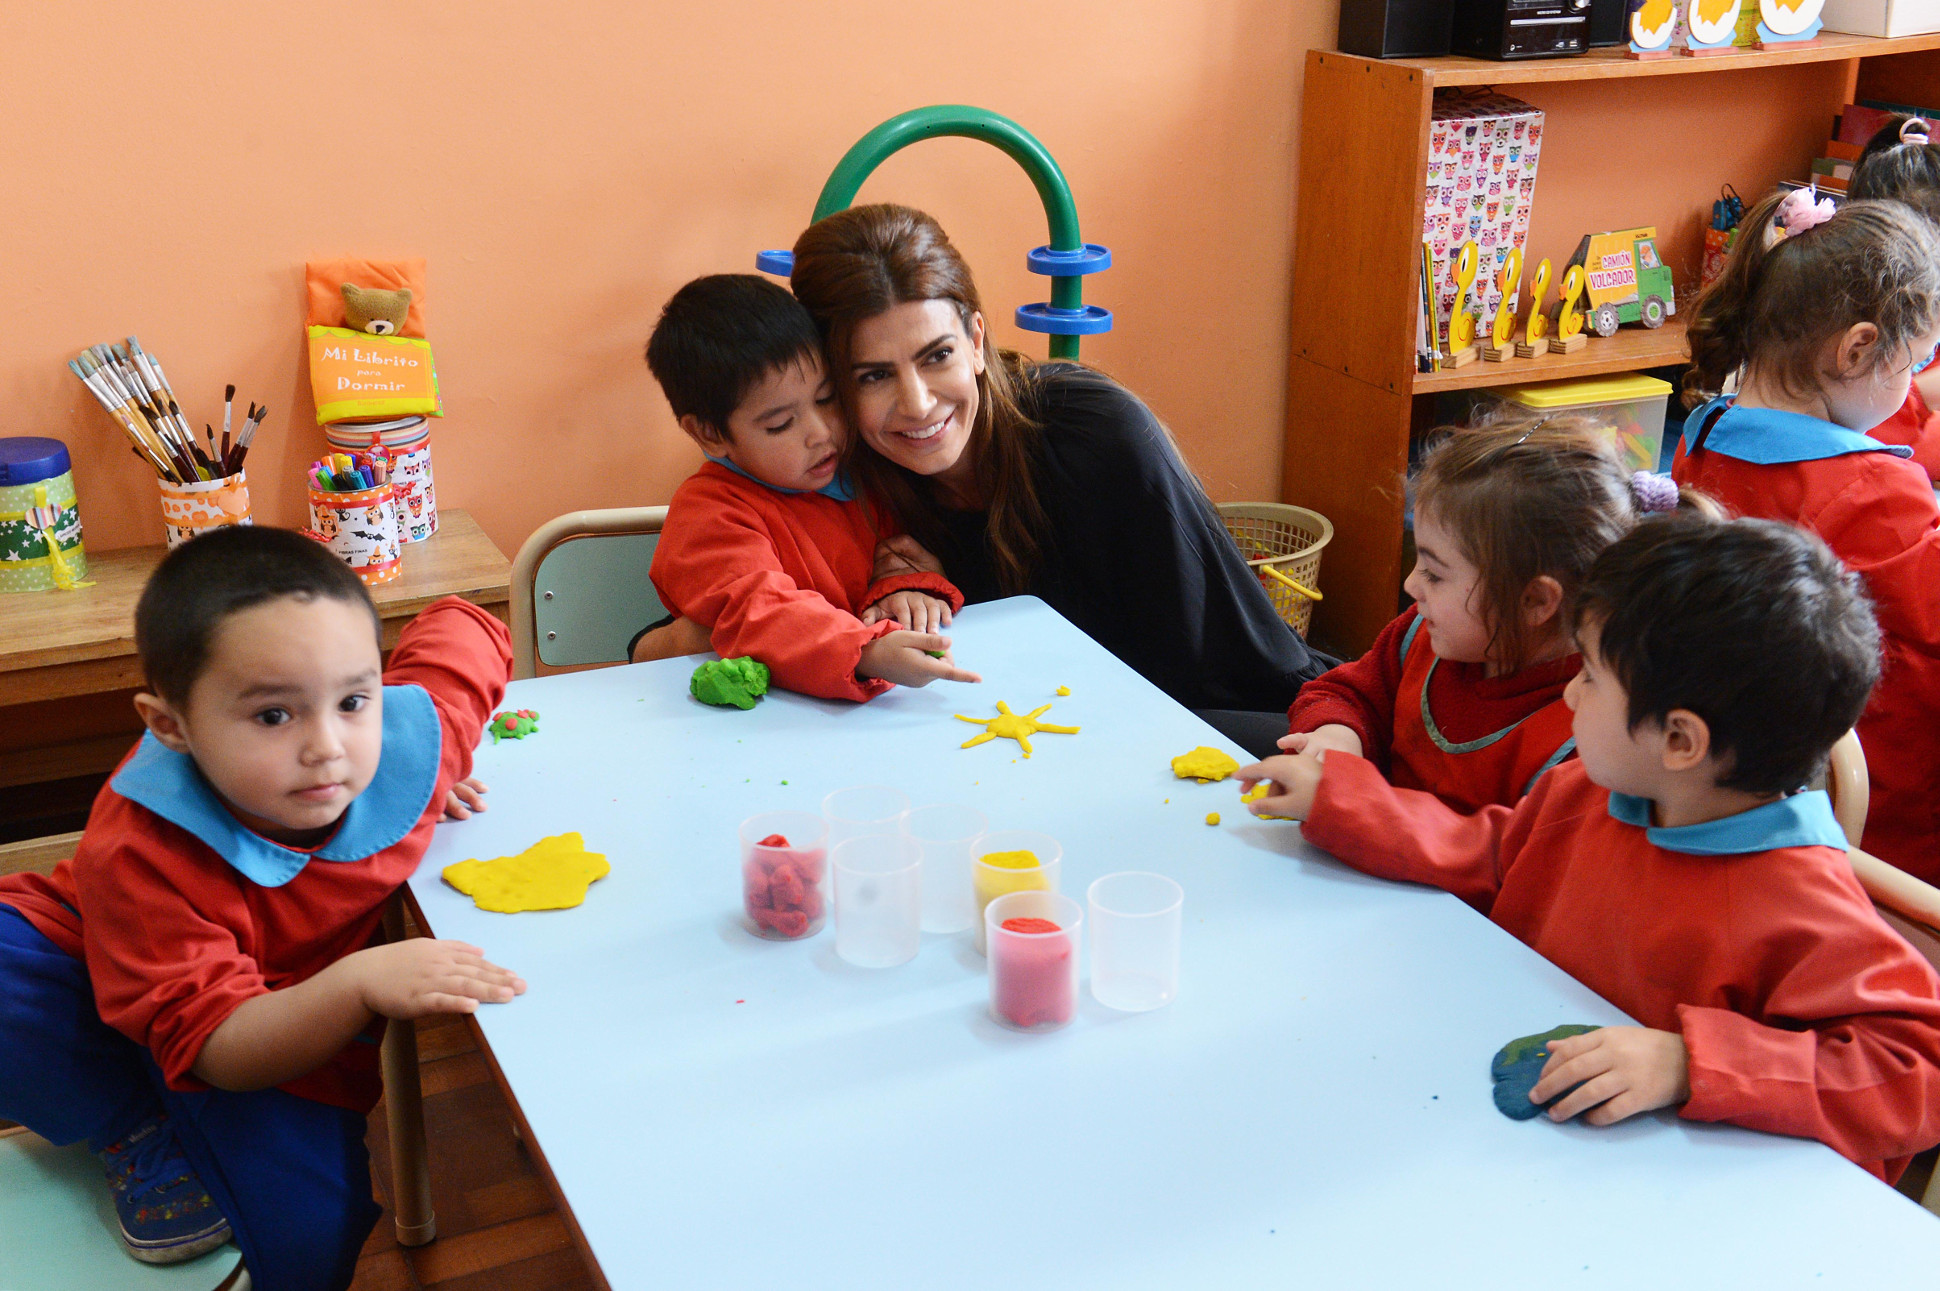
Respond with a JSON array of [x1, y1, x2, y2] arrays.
[[1631, 470, 1679, 514]]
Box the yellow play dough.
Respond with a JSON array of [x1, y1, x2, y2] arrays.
[[1056, 685, 1071, 696], [442, 831, 610, 913], [955, 701, 1079, 758], [973, 849, 1051, 912], [1241, 782, 1294, 821], [1205, 812, 1221, 826], [1171, 746, 1240, 782]]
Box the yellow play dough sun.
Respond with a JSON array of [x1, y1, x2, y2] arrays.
[[955, 701, 1079, 758], [442, 831, 611, 913]]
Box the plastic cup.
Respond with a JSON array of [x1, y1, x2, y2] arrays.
[[739, 811, 829, 940], [903, 803, 987, 934], [1087, 872, 1183, 1012], [971, 830, 1061, 955], [986, 891, 1084, 1032], [833, 835, 923, 968], [822, 785, 910, 846]]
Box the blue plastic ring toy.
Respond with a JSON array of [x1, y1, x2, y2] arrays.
[[1015, 303, 1113, 335], [1026, 244, 1112, 276], [755, 250, 795, 276]]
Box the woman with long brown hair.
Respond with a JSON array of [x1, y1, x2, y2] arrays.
[[789, 204, 1332, 746]]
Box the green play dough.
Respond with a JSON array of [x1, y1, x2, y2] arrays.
[[690, 656, 771, 710]]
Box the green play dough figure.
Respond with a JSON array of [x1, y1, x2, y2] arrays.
[[690, 657, 771, 710]]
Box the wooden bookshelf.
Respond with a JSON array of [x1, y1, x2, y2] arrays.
[[1283, 34, 1940, 656]]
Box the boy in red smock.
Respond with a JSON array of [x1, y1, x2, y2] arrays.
[[1239, 514, 1940, 1181], [1673, 188, 1940, 883], [632, 274, 979, 700], [0, 527, 524, 1290]]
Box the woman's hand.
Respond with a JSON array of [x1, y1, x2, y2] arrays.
[[872, 534, 945, 581], [857, 632, 982, 688], [442, 776, 489, 821], [861, 590, 953, 633], [1278, 724, 1363, 761], [1531, 1026, 1690, 1125]]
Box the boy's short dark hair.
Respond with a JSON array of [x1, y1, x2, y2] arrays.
[[643, 275, 822, 437], [1570, 513, 1880, 796], [135, 526, 380, 704]]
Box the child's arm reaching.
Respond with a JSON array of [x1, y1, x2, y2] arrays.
[[191, 937, 524, 1091], [1282, 609, 1417, 770]]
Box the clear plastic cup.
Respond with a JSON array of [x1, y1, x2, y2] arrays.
[[822, 785, 911, 846], [986, 891, 1084, 1032], [739, 811, 829, 940], [903, 803, 987, 934], [1087, 872, 1183, 1012], [833, 835, 923, 968], [971, 830, 1061, 955]]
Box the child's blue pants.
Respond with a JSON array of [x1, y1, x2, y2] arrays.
[[0, 907, 381, 1291]]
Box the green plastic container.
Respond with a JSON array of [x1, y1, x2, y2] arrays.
[[0, 437, 88, 593]]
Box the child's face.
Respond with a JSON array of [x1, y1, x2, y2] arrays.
[[1820, 323, 1940, 432], [1563, 619, 1663, 799], [139, 596, 384, 845], [691, 354, 845, 492], [1403, 509, 1493, 664]]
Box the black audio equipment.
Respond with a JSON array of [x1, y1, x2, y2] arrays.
[[1451, 0, 1593, 59], [1337, 0, 1454, 58]]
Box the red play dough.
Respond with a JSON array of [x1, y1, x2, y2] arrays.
[[991, 921, 1075, 1028], [743, 839, 827, 939]]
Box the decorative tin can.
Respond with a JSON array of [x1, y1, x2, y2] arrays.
[[306, 482, 403, 586], [325, 416, 436, 543], [157, 471, 253, 549], [0, 437, 90, 593]]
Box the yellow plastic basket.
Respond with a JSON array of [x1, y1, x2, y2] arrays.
[[1218, 502, 1333, 638]]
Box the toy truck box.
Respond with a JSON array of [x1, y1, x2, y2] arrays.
[[1565, 226, 1675, 336]]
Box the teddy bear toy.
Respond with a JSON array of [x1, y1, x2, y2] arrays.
[[341, 284, 413, 336]]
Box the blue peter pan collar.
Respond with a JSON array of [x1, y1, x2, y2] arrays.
[[1684, 396, 1914, 465], [1606, 788, 1848, 855], [110, 683, 442, 888], [704, 453, 855, 502]]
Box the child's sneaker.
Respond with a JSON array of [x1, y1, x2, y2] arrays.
[[99, 1115, 232, 1264]]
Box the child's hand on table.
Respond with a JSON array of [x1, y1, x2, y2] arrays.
[[858, 631, 982, 688], [442, 776, 489, 821], [1279, 723, 1364, 760], [353, 938, 527, 1020], [871, 533, 946, 581], [1235, 753, 1324, 821], [862, 590, 954, 634], [1530, 1026, 1690, 1125]]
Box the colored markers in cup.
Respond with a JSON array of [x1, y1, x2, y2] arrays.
[[309, 450, 390, 493]]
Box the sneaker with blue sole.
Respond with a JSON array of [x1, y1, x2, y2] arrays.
[[99, 1114, 233, 1264]]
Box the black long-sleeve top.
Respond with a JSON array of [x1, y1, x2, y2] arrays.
[[925, 364, 1334, 711]]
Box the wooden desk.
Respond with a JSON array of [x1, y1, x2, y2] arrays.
[[411, 598, 1940, 1289], [0, 510, 510, 799]]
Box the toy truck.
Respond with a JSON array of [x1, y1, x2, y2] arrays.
[[1564, 226, 1675, 337]]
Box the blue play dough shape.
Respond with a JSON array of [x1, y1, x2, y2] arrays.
[[1491, 1024, 1600, 1120]]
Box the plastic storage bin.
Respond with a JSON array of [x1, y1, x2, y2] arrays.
[[1494, 373, 1673, 474]]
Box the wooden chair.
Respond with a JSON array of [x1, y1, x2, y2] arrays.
[[1822, 730, 1940, 1214], [0, 836, 436, 1277], [509, 507, 671, 679]]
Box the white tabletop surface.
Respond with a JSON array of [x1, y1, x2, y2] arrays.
[[410, 596, 1940, 1288]]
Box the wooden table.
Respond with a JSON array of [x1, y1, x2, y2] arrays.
[[0, 510, 511, 808], [410, 597, 1940, 1290]]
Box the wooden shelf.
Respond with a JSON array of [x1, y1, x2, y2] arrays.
[[1414, 318, 1687, 393], [1377, 30, 1940, 86]]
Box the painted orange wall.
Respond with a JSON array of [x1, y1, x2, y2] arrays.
[[1, 1, 1336, 561]]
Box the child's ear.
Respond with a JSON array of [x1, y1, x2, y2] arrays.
[[677, 413, 730, 452], [133, 691, 192, 754], [1520, 574, 1564, 631], [1832, 321, 1882, 379], [1657, 708, 1714, 774]]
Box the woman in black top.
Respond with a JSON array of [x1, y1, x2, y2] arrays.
[[789, 204, 1332, 746]]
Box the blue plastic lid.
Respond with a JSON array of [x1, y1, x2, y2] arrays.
[[0, 437, 71, 487], [1014, 303, 1114, 336], [756, 249, 795, 276], [1026, 243, 1112, 277]]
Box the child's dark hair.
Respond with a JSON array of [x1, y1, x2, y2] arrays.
[[134, 526, 379, 704], [643, 274, 822, 437], [1570, 512, 1880, 796], [1850, 115, 1940, 223], [1413, 408, 1715, 672], [1683, 190, 1940, 406]]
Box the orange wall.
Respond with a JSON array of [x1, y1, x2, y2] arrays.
[[1, 1, 1336, 561]]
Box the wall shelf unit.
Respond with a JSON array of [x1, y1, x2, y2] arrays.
[[1283, 33, 1940, 656]]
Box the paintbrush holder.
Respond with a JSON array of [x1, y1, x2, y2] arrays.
[[305, 482, 402, 586], [157, 470, 252, 550]]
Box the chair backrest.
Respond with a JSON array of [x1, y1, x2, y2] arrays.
[[509, 508, 668, 679], [0, 1127, 246, 1290]]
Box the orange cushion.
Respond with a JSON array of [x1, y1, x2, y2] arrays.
[[305, 257, 428, 338]]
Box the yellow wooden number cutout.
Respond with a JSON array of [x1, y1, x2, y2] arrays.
[[1491, 248, 1523, 351], [1448, 241, 1479, 353], [1524, 258, 1552, 346], [1557, 264, 1587, 341]]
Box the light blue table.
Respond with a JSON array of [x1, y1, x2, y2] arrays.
[[411, 596, 1940, 1288]]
